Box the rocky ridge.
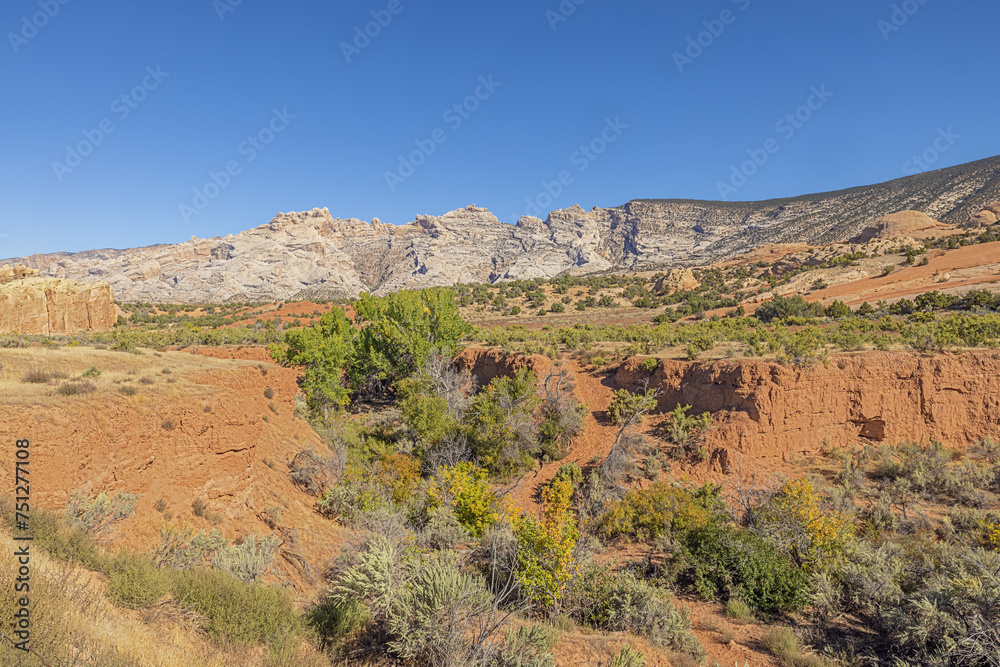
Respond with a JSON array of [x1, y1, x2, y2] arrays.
[[0, 264, 115, 334], [4, 155, 1000, 303]]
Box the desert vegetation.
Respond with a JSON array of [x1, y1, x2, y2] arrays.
[[5, 224, 1000, 665]]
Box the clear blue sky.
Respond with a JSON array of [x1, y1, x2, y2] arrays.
[[1, 0, 998, 258]]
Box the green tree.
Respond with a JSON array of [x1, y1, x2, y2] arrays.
[[270, 308, 355, 417], [825, 300, 852, 319], [466, 368, 540, 476], [352, 288, 471, 396]]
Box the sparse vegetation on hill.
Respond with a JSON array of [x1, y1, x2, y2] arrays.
[[8, 215, 1000, 665]]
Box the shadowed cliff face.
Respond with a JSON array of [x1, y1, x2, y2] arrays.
[[614, 351, 1000, 460], [5, 155, 1000, 304]]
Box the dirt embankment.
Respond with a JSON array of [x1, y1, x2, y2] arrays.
[[459, 348, 1000, 479], [0, 347, 342, 591], [455, 347, 552, 386], [614, 351, 1000, 461]]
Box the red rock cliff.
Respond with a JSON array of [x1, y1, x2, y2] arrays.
[[616, 351, 1000, 459]]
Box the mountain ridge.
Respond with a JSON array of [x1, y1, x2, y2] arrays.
[[5, 154, 1000, 303]]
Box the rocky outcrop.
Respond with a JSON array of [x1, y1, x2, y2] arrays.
[[851, 210, 950, 243], [0, 265, 115, 334], [5, 155, 1000, 303], [653, 268, 699, 295], [615, 351, 1000, 460], [969, 208, 999, 227]]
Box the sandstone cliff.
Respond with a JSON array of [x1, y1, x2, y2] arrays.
[[615, 351, 1000, 461], [4, 155, 1000, 303], [0, 264, 115, 334], [851, 210, 951, 243]]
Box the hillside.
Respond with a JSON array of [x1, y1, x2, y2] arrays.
[[4, 155, 1000, 304]]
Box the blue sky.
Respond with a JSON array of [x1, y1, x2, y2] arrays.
[[1, 0, 998, 258]]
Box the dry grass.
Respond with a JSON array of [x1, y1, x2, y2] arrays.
[[0, 347, 255, 407], [0, 530, 331, 666], [0, 531, 228, 666]]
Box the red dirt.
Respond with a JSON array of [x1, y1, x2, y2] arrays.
[[809, 241, 1000, 305], [0, 349, 343, 594], [223, 300, 345, 329], [458, 349, 787, 665]]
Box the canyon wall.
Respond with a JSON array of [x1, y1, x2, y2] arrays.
[[616, 351, 1000, 459], [0, 264, 115, 335]]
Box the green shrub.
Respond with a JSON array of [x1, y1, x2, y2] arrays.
[[63, 489, 140, 541], [568, 563, 704, 661], [467, 368, 541, 476], [106, 553, 170, 608], [171, 568, 301, 646], [151, 525, 227, 569], [81, 365, 101, 378], [553, 462, 584, 488], [639, 357, 659, 373], [305, 599, 369, 647], [3, 507, 104, 570], [608, 388, 658, 426], [825, 301, 852, 319], [663, 404, 712, 452], [609, 646, 647, 667], [211, 533, 281, 582], [401, 392, 454, 445], [684, 527, 810, 613], [755, 295, 825, 323]]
